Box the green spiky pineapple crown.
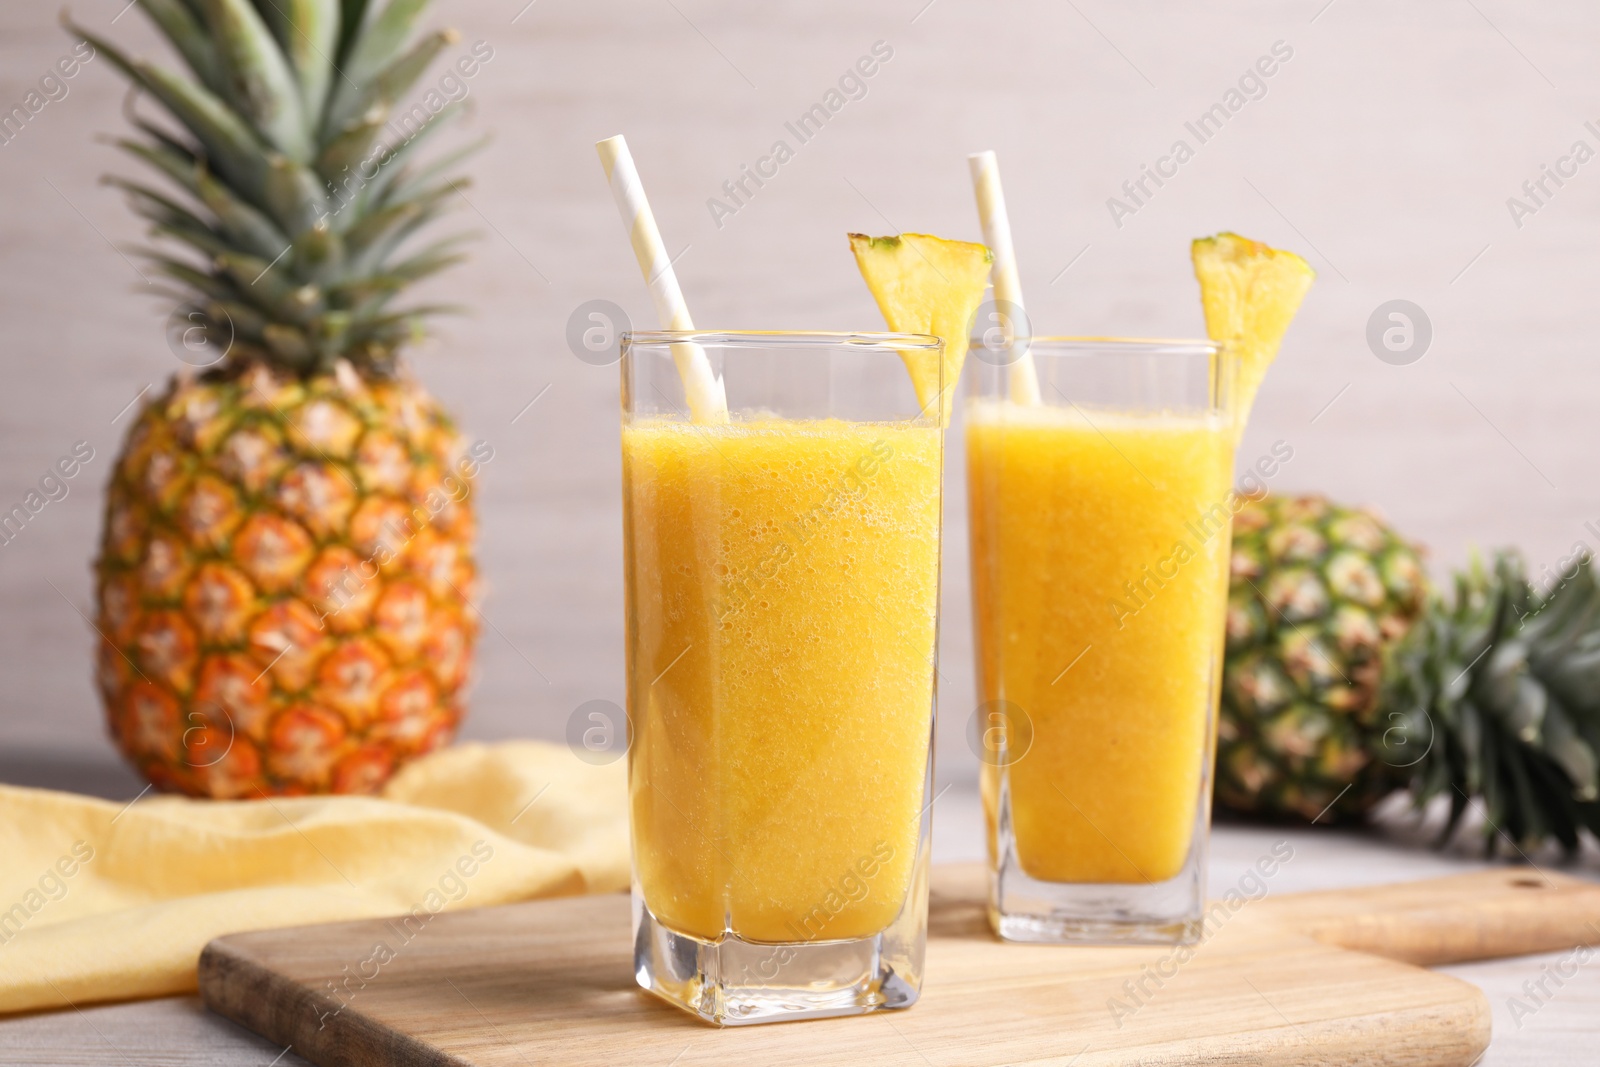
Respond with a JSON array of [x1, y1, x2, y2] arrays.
[[68, 0, 478, 380], [1382, 551, 1600, 854]]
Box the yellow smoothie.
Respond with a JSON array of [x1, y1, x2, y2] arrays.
[[623, 416, 941, 943], [967, 399, 1233, 884]]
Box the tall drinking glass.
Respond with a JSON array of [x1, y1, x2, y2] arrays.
[[621, 331, 944, 1024], [967, 337, 1237, 944]]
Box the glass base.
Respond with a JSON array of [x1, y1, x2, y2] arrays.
[[633, 900, 921, 1026], [986, 762, 1209, 946], [990, 848, 1205, 945]]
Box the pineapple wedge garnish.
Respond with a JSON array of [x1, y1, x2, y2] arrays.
[[851, 233, 993, 425], [1191, 232, 1315, 433]]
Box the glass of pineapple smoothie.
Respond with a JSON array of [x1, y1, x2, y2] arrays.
[[967, 336, 1237, 944], [622, 331, 943, 1024]]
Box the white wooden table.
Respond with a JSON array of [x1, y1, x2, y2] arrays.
[[1, 784, 1594, 1066]]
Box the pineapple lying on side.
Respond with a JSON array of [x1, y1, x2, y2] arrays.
[[1221, 498, 1600, 855], [1218, 495, 1428, 822], [70, 0, 481, 797]]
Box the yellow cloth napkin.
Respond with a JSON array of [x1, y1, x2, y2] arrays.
[[0, 741, 628, 1015]]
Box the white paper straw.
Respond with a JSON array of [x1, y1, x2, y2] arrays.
[[596, 135, 728, 424], [968, 151, 1041, 405]]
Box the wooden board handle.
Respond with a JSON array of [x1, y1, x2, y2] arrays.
[[1259, 868, 1600, 966]]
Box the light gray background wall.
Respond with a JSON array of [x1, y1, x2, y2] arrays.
[[2, 0, 1596, 790]]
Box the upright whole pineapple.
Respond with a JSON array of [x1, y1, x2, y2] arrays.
[[71, 0, 481, 797]]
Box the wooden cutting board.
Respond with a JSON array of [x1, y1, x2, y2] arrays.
[[199, 865, 1600, 1067]]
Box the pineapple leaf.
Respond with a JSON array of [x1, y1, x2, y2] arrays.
[[256, 0, 339, 119], [336, 0, 372, 64], [1457, 697, 1483, 794], [1478, 733, 1504, 856], [339, 0, 430, 90], [1508, 672, 1547, 743], [1531, 761, 1583, 853], [348, 309, 419, 335], [380, 301, 465, 318], [1440, 782, 1470, 848], [206, 298, 270, 338], [291, 221, 345, 284], [1552, 646, 1600, 715], [106, 176, 210, 232], [142, 254, 243, 304], [262, 322, 315, 365], [128, 116, 207, 170], [327, 275, 405, 310], [324, 0, 430, 138], [368, 28, 455, 102], [325, 27, 454, 134], [68, 20, 269, 200], [195, 0, 312, 160], [138, 0, 232, 100], [1500, 740, 1547, 848], [350, 313, 420, 341], [369, 206, 453, 269], [311, 307, 352, 355], [151, 223, 234, 261], [114, 187, 234, 265], [385, 245, 465, 282], [264, 154, 331, 235], [340, 197, 454, 271], [353, 100, 467, 209], [215, 251, 318, 322], [342, 181, 459, 270], [315, 109, 388, 186], [250, 0, 294, 50], [377, 131, 487, 209], [114, 138, 203, 199], [1532, 568, 1600, 668], [195, 167, 292, 260], [225, 340, 275, 362], [1540, 700, 1599, 802], [294, 219, 344, 268], [342, 198, 426, 262], [169, 304, 237, 351]]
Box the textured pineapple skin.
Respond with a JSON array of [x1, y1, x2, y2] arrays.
[[95, 366, 479, 798], [1217, 494, 1427, 822]]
